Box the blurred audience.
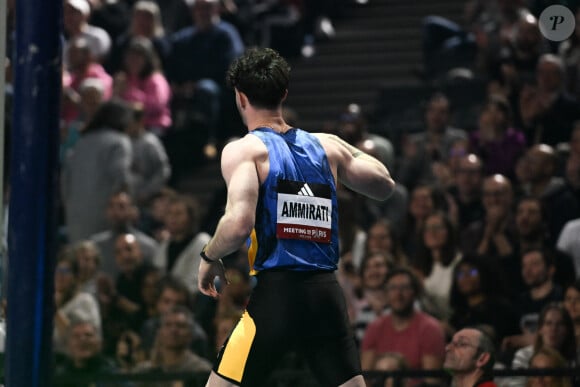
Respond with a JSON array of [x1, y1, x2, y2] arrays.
[[153, 194, 211, 293], [90, 191, 159, 277], [62, 100, 133, 242], [54, 254, 102, 355], [54, 319, 117, 387], [469, 94, 527, 179], [124, 104, 172, 206], [413, 211, 462, 321], [113, 37, 172, 135], [134, 306, 212, 381], [63, 0, 112, 64], [507, 303, 577, 387], [397, 93, 467, 189], [360, 268, 445, 377]]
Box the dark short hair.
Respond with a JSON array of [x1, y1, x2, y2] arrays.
[[521, 247, 554, 268], [83, 99, 133, 133], [226, 47, 290, 110], [473, 326, 496, 375], [384, 267, 421, 295]]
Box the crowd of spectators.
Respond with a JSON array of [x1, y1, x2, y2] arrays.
[[4, 0, 580, 386]]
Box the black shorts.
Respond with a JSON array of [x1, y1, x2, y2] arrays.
[[213, 270, 362, 387]]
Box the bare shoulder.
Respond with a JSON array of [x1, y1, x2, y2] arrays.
[[312, 132, 349, 158], [222, 133, 267, 160], [220, 133, 268, 181], [313, 132, 360, 164]]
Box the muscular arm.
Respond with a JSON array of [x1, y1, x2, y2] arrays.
[[198, 138, 260, 297], [318, 134, 395, 201], [204, 139, 259, 260]]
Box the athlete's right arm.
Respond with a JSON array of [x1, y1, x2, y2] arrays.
[[198, 137, 261, 297], [317, 133, 395, 201]]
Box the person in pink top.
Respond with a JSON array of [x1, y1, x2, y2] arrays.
[[361, 267, 446, 384], [62, 36, 113, 124], [113, 37, 171, 135]]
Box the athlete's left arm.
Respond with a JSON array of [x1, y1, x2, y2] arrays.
[[198, 138, 260, 297]]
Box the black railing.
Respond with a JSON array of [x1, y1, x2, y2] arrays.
[[50, 367, 579, 387]]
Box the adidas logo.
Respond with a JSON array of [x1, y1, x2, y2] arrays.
[[297, 183, 314, 196]]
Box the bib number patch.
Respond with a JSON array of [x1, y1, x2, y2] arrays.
[[276, 179, 332, 243]]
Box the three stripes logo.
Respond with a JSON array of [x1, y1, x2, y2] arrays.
[[276, 179, 333, 243], [297, 183, 314, 196]]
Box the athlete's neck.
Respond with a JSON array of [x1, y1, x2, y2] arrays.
[[247, 111, 291, 133]]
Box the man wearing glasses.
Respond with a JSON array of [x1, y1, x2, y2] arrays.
[[444, 327, 497, 387]]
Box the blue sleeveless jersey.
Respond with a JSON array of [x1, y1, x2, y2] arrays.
[[248, 127, 339, 272]]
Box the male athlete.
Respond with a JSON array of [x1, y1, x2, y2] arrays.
[[198, 47, 395, 387]]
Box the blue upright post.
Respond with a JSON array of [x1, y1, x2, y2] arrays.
[[5, 0, 62, 385]]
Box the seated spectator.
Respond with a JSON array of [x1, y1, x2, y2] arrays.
[[134, 306, 212, 376], [140, 276, 209, 359], [507, 303, 576, 387], [107, 1, 169, 74], [469, 94, 527, 180], [397, 93, 467, 190], [90, 191, 159, 277], [511, 196, 575, 290], [521, 144, 580, 243], [444, 327, 498, 387], [413, 211, 462, 321], [361, 268, 446, 377], [63, 0, 111, 64], [336, 103, 406, 229], [447, 153, 485, 230], [366, 352, 409, 387], [503, 249, 565, 353], [70, 240, 105, 297], [563, 281, 580, 352], [60, 77, 107, 162], [491, 12, 547, 97], [400, 183, 449, 259], [89, 0, 130, 46], [166, 0, 244, 141], [449, 256, 519, 347], [365, 219, 409, 269], [527, 347, 573, 387], [62, 100, 133, 243], [153, 194, 211, 293], [336, 103, 395, 174], [137, 187, 176, 243], [519, 54, 580, 147], [54, 254, 101, 356], [152, 0, 191, 36], [559, 7, 580, 98], [113, 37, 172, 134], [99, 233, 155, 355], [114, 233, 155, 323], [461, 175, 518, 288], [62, 36, 113, 125], [351, 252, 393, 344], [139, 266, 163, 324], [115, 329, 147, 372], [54, 319, 117, 387], [125, 104, 171, 207]]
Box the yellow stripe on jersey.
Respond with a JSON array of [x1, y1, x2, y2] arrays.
[[248, 229, 258, 276], [217, 310, 256, 382]]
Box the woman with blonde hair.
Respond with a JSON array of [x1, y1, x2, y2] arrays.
[[107, 0, 169, 74], [527, 347, 572, 387]]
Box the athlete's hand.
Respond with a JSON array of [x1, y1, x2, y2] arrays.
[[198, 258, 228, 298]]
